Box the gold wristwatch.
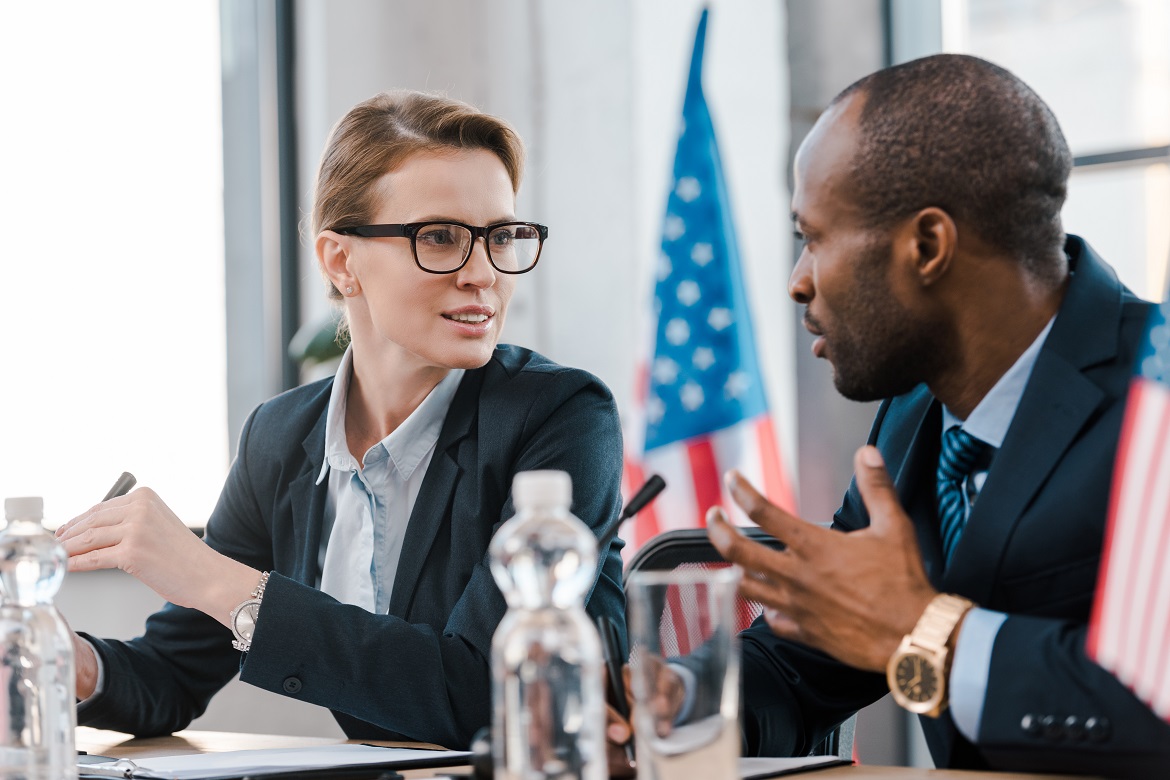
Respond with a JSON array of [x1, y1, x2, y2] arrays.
[[886, 593, 975, 717]]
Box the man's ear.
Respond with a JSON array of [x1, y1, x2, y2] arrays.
[[316, 231, 359, 296], [898, 207, 957, 287]]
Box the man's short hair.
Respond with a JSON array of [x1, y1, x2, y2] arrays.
[[835, 54, 1072, 279]]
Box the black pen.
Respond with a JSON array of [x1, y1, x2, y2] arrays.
[[101, 472, 136, 502], [598, 615, 636, 766]]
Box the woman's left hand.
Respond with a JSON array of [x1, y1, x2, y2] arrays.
[[55, 487, 260, 627]]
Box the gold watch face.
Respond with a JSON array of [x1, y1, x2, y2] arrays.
[[888, 649, 945, 715]]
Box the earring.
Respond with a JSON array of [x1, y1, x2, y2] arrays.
[[345, 286, 354, 295]]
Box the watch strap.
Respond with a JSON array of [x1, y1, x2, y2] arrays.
[[909, 593, 974, 654], [907, 594, 973, 654]]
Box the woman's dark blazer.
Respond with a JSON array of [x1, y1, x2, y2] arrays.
[[77, 345, 627, 748]]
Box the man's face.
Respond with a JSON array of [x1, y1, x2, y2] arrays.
[[789, 96, 950, 402]]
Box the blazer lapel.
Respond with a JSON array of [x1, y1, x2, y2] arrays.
[[891, 396, 948, 585], [289, 409, 329, 585], [387, 368, 484, 617], [943, 239, 1122, 602]]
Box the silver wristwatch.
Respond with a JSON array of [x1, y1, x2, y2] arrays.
[[230, 571, 270, 652]]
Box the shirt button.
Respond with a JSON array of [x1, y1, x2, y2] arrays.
[[1020, 714, 1040, 736], [282, 676, 303, 694]]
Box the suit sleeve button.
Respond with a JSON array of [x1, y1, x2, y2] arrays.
[[282, 676, 303, 694], [1039, 715, 1064, 741], [1085, 716, 1111, 742], [1020, 714, 1041, 736], [1064, 715, 1086, 742]]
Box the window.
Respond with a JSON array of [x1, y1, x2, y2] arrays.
[[944, 0, 1170, 300], [0, 2, 226, 528]]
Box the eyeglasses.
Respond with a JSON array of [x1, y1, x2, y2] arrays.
[[332, 221, 548, 275]]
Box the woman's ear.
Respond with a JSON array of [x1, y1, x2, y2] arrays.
[[317, 231, 360, 296], [902, 207, 957, 287]]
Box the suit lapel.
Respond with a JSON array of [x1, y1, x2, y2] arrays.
[[387, 367, 484, 618], [891, 396, 948, 584], [943, 239, 1122, 602], [289, 408, 329, 585]]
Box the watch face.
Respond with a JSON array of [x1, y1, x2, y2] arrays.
[[232, 600, 260, 641], [893, 652, 940, 707]]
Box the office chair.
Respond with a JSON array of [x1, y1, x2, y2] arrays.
[[624, 527, 856, 761]]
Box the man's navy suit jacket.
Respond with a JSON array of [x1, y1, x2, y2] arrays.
[[77, 345, 627, 749], [740, 238, 1170, 776]]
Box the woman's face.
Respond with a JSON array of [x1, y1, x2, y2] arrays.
[[333, 148, 519, 374]]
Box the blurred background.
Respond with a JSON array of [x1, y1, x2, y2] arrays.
[[0, 0, 1166, 765]]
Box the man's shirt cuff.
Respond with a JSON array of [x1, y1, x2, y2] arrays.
[[950, 607, 1007, 741]]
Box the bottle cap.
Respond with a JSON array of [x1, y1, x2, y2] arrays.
[[4, 497, 43, 521], [512, 470, 572, 509]]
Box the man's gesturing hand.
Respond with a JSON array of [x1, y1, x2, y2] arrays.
[[707, 445, 938, 671]]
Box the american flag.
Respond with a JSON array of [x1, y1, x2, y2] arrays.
[[1088, 297, 1170, 722], [622, 9, 796, 554]]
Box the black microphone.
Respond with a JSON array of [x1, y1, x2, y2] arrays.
[[619, 474, 666, 521]]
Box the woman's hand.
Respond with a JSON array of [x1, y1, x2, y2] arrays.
[[55, 488, 262, 627]]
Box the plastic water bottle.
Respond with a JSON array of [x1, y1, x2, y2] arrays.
[[489, 471, 605, 780], [0, 497, 77, 780]]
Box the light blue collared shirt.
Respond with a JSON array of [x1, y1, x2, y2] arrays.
[[944, 317, 1054, 741], [316, 348, 464, 614]]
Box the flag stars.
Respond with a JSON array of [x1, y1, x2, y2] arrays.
[[663, 215, 686, 242], [676, 280, 701, 307], [691, 243, 714, 267], [708, 307, 733, 331], [646, 396, 666, 425], [675, 176, 701, 202], [657, 253, 673, 281], [692, 347, 716, 371], [652, 356, 680, 385], [725, 371, 752, 399], [665, 318, 691, 346], [680, 381, 705, 411]]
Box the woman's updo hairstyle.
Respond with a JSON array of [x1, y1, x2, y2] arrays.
[[312, 90, 526, 301]]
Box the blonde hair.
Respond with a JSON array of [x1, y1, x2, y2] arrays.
[[312, 90, 526, 302]]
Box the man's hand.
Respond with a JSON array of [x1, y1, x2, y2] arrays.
[[72, 630, 100, 700], [604, 665, 635, 778], [708, 445, 937, 672]]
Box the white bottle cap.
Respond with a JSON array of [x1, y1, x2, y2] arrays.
[[512, 470, 572, 509], [4, 497, 44, 521]]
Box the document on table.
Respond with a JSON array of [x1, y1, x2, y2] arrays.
[[739, 755, 850, 778], [78, 743, 472, 779]]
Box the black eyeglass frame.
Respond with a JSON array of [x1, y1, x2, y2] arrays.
[[331, 220, 548, 275]]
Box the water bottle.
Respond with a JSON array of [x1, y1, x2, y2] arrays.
[[489, 471, 605, 780], [0, 497, 77, 780]]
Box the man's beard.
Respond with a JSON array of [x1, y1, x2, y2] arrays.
[[816, 240, 952, 402]]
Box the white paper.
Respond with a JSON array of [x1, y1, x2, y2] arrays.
[[80, 744, 472, 779]]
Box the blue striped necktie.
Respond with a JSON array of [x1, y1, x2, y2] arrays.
[[937, 426, 990, 565]]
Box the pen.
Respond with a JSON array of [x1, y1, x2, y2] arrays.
[[597, 615, 636, 766], [101, 472, 137, 502]]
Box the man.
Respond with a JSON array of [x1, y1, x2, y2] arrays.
[[608, 54, 1170, 775]]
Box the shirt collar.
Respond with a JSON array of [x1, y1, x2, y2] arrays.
[[316, 347, 465, 484], [942, 317, 1055, 448]]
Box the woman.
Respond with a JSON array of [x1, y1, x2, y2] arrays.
[[56, 91, 626, 748]]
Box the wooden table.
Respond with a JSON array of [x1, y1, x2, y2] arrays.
[[76, 727, 1095, 779]]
